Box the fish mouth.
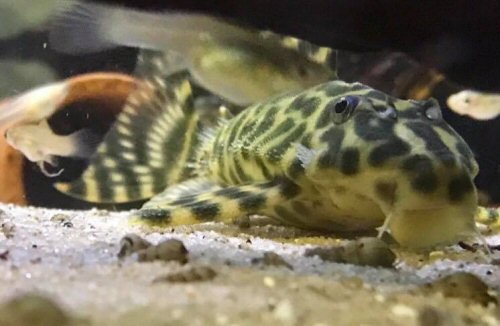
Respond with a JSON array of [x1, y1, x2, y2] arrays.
[[388, 204, 476, 248]]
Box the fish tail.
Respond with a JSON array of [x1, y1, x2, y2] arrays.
[[475, 206, 500, 231], [50, 1, 117, 54], [49, 1, 249, 55], [55, 51, 202, 203]]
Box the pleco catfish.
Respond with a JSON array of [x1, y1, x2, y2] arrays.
[[447, 90, 500, 121], [54, 55, 500, 249], [49, 1, 337, 106]]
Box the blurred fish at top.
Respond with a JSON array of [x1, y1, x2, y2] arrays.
[[0, 0, 63, 39], [80, 0, 499, 91], [49, 1, 337, 106], [447, 90, 500, 121]]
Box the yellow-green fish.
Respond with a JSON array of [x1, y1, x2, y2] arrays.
[[55, 58, 499, 249], [50, 1, 337, 106]]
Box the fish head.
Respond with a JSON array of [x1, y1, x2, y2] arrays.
[[4, 123, 52, 163], [446, 90, 478, 115], [308, 81, 478, 248], [447, 90, 500, 120]]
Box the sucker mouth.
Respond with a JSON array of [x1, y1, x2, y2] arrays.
[[386, 203, 476, 248]]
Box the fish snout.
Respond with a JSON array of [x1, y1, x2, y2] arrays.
[[397, 153, 477, 207]]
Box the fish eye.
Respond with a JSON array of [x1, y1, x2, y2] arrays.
[[335, 96, 359, 113], [463, 96, 470, 104], [331, 95, 359, 123], [424, 105, 442, 120]]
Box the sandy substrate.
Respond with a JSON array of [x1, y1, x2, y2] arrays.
[[0, 203, 498, 325]]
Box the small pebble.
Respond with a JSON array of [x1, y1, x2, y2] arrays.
[[117, 234, 152, 258], [0, 250, 9, 261], [0, 209, 7, 222], [429, 251, 444, 259], [1, 221, 15, 238], [420, 272, 496, 306], [234, 215, 251, 229], [273, 299, 297, 324], [50, 214, 72, 227], [418, 305, 458, 326], [339, 276, 364, 290], [0, 293, 72, 326], [263, 276, 276, 288], [304, 237, 396, 267], [374, 294, 386, 303], [252, 252, 292, 269], [391, 304, 417, 318], [137, 239, 188, 264], [458, 241, 477, 252], [153, 266, 217, 283]]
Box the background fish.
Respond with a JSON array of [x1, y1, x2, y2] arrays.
[[50, 1, 337, 106], [447, 90, 500, 121], [5, 120, 100, 177], [0, 72, 136, 130], [0, 72, 136, 207], [89, 0, 500, 91], [0, 82, 69, 130]]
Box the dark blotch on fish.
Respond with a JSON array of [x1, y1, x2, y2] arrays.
[[368, 138, 410, 167], [448, 174, 474, 202], [401, 155, 438, 193], [187, 201, 220, 220], [339, 147, 360, 175], [239, 194, 267, 211], [139, 208, 171, 221]]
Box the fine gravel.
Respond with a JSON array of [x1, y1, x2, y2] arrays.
[[0, 203, 499, 325]]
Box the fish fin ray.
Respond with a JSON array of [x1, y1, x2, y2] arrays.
[[49, 1, 115, 53]]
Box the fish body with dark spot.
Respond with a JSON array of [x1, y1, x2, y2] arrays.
[[54, 59, 500, 248]]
